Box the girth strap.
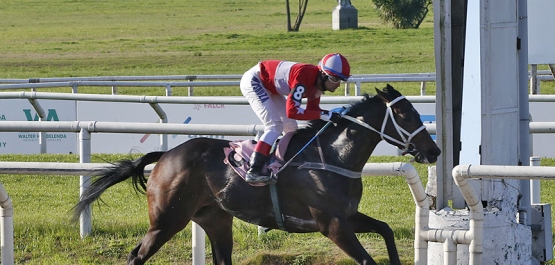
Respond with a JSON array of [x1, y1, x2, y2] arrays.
[[298, 163, 362, 178], [296, 136, 363, 179], [269, 183, 285, 230]]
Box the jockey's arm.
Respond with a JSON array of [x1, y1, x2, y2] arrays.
[[285, 85, 321, 120]]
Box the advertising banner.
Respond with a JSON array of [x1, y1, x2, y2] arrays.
[[0, 99, 77, 154]]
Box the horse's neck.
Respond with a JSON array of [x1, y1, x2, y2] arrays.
[[323, 105, 387, 171]]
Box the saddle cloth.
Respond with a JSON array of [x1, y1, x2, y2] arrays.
[[223, 132, 295, 186]]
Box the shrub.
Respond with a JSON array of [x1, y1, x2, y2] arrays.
[[374, 0, 432, 29]]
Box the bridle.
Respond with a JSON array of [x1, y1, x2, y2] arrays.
[[342, 95, 427, 154]]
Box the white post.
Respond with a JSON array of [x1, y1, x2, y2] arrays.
[[355, 80, 361, 96], [192, 223, 205, 265], [0, 182, 14, 265], [530, 64, 538, 94], [420, 82, 427, 96], [530, 156, 541, 203], [79, 128, 92, 238], [443, 238, 457, 265], [188, 77, 194, 96]]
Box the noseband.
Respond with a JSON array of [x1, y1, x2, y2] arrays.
[[342, 96, 427, 154]]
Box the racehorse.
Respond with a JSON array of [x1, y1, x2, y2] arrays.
[[74, 84, 440, 265]]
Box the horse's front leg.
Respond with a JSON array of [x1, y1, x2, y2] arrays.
[[311, 208, 377, 265], [347, 211, 401, 265]]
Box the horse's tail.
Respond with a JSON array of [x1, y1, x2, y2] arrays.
[[72, 151, 165, 222]]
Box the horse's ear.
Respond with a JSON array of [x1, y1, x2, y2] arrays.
[[374, 87, 391, 103], [386, 84, 395, 91], [374, 87, 383, 96], [384, 84, 402, 99]]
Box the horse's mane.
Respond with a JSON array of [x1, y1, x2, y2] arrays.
[[296, 94, 380, 135]]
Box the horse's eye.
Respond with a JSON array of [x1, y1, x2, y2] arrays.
[[399, 112, 411, 121]]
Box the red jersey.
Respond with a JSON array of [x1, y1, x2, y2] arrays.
[[259, 60, 323, 120]]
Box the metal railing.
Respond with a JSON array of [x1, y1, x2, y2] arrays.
[[0, 73, 436, 96], [1, 71, 552, 96]]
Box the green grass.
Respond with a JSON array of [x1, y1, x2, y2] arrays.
[[1, 0, 434, 98], [0, 0, 445, 97], [1, 0, 433, 75]]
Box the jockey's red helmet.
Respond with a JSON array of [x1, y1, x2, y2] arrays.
[[318, 53, 351, 81]]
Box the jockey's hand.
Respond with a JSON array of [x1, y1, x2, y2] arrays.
[[320, 110, 342, 124]]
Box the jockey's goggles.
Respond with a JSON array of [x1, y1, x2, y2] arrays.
[[327, 74, 341, 84]]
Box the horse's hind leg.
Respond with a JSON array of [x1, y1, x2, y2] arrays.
[[127, 214, 191, 265], [127, 182, 197, 264], [348, 212, 401, 265], [192, 205, 234, 265]]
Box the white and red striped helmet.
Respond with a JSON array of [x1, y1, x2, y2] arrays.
[[318, 53, 351, 81]]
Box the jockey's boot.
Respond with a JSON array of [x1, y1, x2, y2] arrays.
[[245, 151, 272, 184]]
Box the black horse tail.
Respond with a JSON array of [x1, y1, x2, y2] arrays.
[[72, 151, 166, 221]]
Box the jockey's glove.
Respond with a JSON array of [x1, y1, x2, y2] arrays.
[[320, 110, 342, 124]]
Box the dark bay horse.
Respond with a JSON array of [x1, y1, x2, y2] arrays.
[[74, 84, 440, 265]]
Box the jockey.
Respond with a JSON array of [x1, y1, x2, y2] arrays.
[[240, 53, 351, 184]]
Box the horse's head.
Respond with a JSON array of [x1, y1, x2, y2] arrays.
[[371, 84, 440, 164]]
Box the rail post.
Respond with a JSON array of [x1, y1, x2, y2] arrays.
[[79, 128, 92, 238], [0, 182, 14, 265]]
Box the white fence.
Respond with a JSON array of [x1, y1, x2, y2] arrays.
[[0, 73, 437, 96], [1, 70, 552, 96]]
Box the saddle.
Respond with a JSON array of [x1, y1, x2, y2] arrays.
[[223, 130, 364, 187], [223, 132, 295, 187]]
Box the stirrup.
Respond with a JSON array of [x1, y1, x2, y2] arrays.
[[245, 172, 274, 184]]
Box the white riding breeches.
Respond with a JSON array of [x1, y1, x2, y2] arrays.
[[240, 64, 298, 146]]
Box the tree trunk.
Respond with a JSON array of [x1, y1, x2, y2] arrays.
[[292, 0, 308, 31], [286, 0, 292, 31], [286, 0, 308, 32]]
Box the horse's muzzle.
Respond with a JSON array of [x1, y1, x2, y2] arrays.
[[407, 148, 440, 164]]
